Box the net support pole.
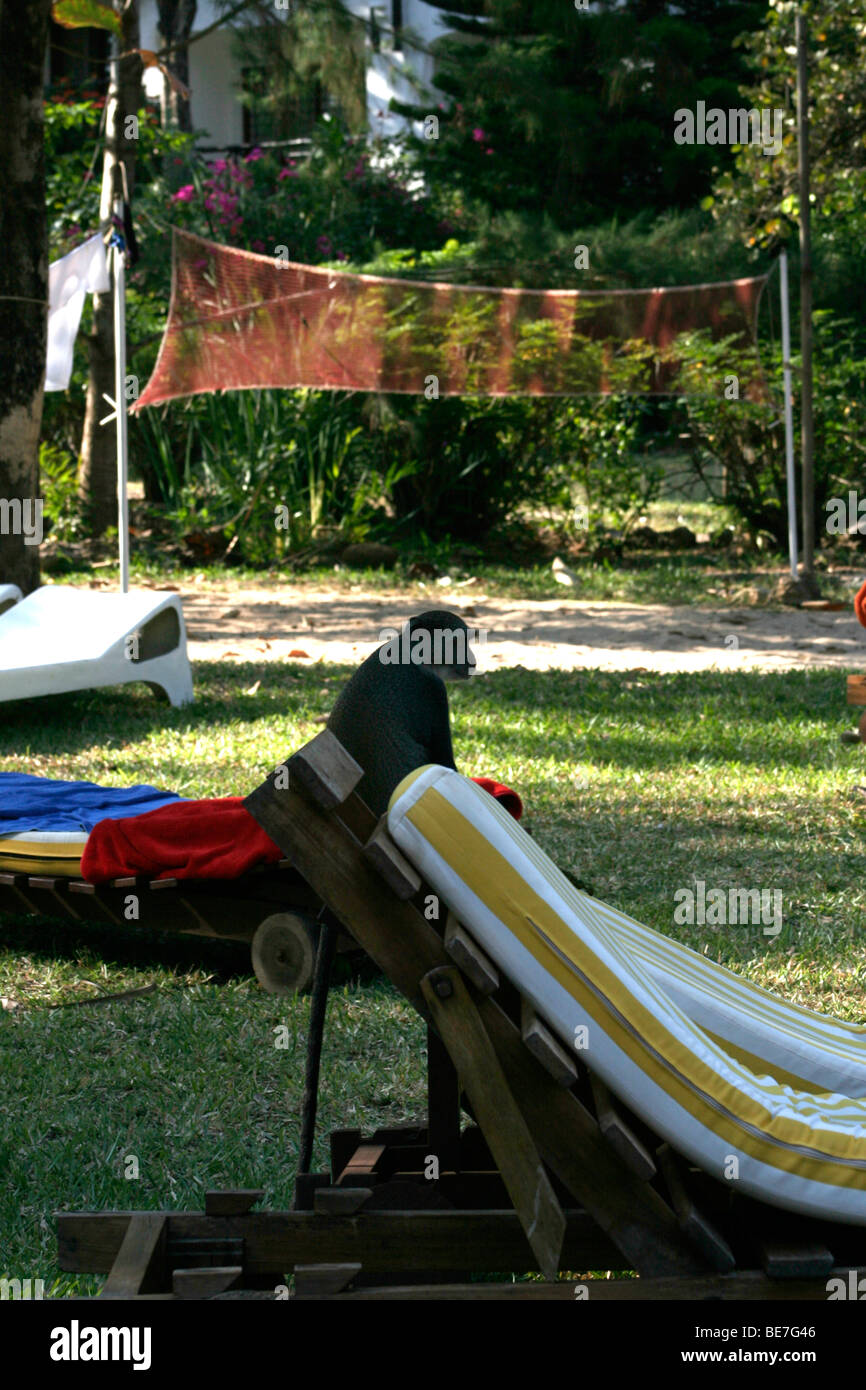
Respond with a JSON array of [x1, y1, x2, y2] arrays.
[[113, 194, 130, 596], [779, 249, 798, 581]]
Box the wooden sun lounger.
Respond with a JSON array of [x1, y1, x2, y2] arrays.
[[847, 674, 866, 741], [55, 731, 866, 1299], [0, 859, 354, 994]]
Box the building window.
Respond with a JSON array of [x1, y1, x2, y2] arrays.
[[241, 67, 324, 143], [46, 19, 109, 97]]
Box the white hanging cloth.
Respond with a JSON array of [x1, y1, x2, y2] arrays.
[[45, 232, 111, 392]]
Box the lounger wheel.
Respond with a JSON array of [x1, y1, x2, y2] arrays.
[[251, 912, 318, 995]]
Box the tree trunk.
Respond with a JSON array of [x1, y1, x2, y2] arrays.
[[0, 0, 53, 595], [78, 2, 142, 536], [157, 0, 197, 132]]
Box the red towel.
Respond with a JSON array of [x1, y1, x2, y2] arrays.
[[81, 776, 523, 884], [471, 777, 523, 821], [855, 578, 866, 629], [81, 797, 281, 883]]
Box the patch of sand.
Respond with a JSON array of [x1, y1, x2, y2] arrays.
[[167, 583, 866, 674]]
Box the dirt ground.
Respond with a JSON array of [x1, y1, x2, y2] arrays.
[[167, 580, 866, 674]]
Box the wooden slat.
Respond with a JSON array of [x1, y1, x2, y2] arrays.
[[337, 1143, 386, 1185], [444, 913, 499, 995], [520, 998, 578, 1087], [293, 1262, 362, 1296], [172, 1265, 242, 1299], [67, 881, 123, 925], [758, 1239, 835, 1280], [656, 1144, 735, 1272], [287, 729, 364, 810], [99, 1213, 167, 1299], [0, 873, 40, 912], [205, 1190, 264, 1217], [363, 817, 422, 899], [58, 1209, 625, 1276], [848, 675, 866, 706], [422, 965, 566, 1281], [314, 1188, 374, 1215], [329, 1130, 362, 1182], [25, 876, 84, 921], [243, 757, 705, 1278], [305, 1269, 859, 1301], [589, 1076, 656, 1181]]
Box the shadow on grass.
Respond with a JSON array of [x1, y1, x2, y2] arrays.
[[0, 661, 357, 759]]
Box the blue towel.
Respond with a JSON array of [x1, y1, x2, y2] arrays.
[[0, 772, 186, 836]]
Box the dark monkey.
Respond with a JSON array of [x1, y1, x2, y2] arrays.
[[327, 610, 475, 818]]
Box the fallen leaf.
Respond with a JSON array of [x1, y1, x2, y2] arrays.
[[288, 648, 310, 659]]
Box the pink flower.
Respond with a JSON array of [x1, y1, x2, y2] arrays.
[[251, 239, 266, 253], [171, 184, 195, 203], [245, 147, 263, 162], [278, 166, 298, 180], [336, 251, 348, 262], [485, 147, 494, 155], [211, 158, 228, 173], [472, 127, 485, 142], [316, 234, 333, 255]]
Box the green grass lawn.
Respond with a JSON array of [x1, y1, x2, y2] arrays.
[[2, 650, 866, 1293]]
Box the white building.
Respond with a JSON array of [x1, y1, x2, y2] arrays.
[[137, 0, 454, 150]]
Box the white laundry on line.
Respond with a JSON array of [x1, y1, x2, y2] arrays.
[[45, 232, 111, 392]]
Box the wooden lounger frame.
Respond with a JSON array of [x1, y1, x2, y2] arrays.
[[847, 674, 866, 742], [55, 732, 866, 1299], [0, 859, 354, 993]]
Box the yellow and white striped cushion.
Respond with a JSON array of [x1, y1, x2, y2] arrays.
[[388, 765, 866, 1224], [0, 829, 87, 877]]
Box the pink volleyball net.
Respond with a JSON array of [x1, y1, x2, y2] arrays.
[[132, 229, 770, 410]]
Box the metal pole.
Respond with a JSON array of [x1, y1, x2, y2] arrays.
[[779, 250, 798, 580], [113, 204, 129, 596], [294, 911, 338, 1200], [796, 7, 815, 580]]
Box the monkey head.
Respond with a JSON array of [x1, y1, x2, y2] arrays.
[[378, 609, 476, 681]]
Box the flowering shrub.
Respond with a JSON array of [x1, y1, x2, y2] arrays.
[[166, 116, 462, 266]]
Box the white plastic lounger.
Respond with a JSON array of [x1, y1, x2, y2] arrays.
[[0, 586, 193, 707], [0, 583, 22, 617], [388, 765, 866, 1226]]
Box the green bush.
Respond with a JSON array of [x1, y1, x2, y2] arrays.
[[670, 314, 866, 545], [38, 442, 83, 546]]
